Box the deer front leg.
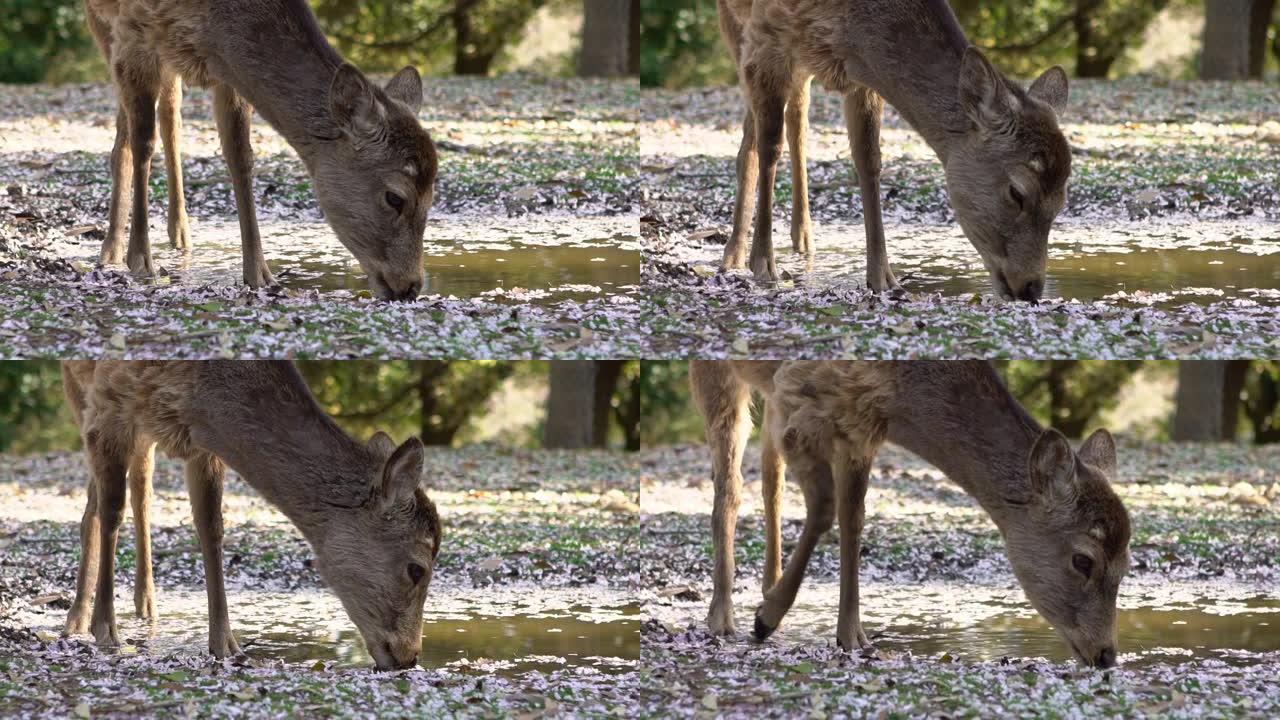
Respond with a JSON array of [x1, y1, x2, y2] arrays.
[[213, 84, 275, 289], [754, 459, 834, 640], [118, 58, 161, 279], [129, 442, 157, 621], [834, 454, 872, 651], [185, 453, 241, 658], [100, 105, 132, 266], [747, 81, 786, 284], [721, 108, 759, 271], [87, 436, 129, 648], [691, 361, 754, 636], [64, 477, 100, 636], [785, 77, 813, 256], [759, 401, 785, 593], [844, 87, 897, 292], [158, 74, 190, 251]]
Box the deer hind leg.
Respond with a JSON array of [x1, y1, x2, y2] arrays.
[[754, 453, 834, 641], [64, 476, 100, 636], [844, 86, 896, 292], [114, 48, 162, 279], [100, 105, 133, 266], [759, 400, 786, 592], [129, 442, 157, 620], [722, 107, 759, 272], [716, 0, 756, 271], [786, 77, 813, 256], [185, 452, 241, 658], [212, 84, 275, 289], [690, 361, 753, 636], [157, 73, 190, 251], [745, 74, 786, 284], [834, 452, 872, 651], [86, 428, 129, 647]]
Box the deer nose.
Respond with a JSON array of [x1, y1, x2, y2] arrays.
[[376, 272, 422, 302], [1014, 278, 1043, 304], [1096, 647, 1116, 668]]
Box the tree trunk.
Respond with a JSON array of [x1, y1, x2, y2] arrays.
[[627, 0, 640, 75], [1202, 0, 1253, 79], [544, 362, 600, 448], [1172, 361, 1246, 441], [591, 361, 625, 448], [453, 5, 496, 75], [579, 0, 632, 77], [1248, 0, 1277, 77], [416, 361, 454, 445]]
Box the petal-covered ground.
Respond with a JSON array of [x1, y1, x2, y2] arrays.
[[638, 440, 1280, 717], [640, 79, 1280, 358], [0, 446, 640, 718], [0, 77, 643, 358]]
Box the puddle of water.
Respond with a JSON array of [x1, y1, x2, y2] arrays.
[[41, 589, 638, 676], [859, 600, 1280, 668], [64, 215, 639, 305], [656, 582, 1280, 668], [691, 219, 1280, 306]]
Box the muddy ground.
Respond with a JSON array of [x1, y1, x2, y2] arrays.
[[640, 79, 1280, 358], [0, 446, 640, 718], [638, 440, 1280, 718], [0, 76, 642, 359]]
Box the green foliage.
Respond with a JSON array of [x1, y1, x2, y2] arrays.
[[640, 0, 734, 88], [0, 0, 96, 83], [638, 360, 705, 447], [640, 0, 1218, 87], [999, 361, 1144, 438], [0, 362, 77, 453]]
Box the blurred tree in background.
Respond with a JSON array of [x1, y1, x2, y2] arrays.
[[0, 361, 639, 454], [998, 360, 1144, 438], [0, 0, 593, 83], [641, 0, 1278, 88], [0, 0, 95, 83], [0, 362, 76, 454]]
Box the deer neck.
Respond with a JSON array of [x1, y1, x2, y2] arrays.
[[206, 9, 346, 166], [189, 363, 376, 546], [885, 365, 1041, 531], [846, 3, 973, 165]]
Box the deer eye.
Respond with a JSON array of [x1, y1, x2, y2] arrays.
[[1072, 553, 1094, 578], [407, 562, 426, 584], [385, 191, 405, 213], [1008, 185, 1025, 209]]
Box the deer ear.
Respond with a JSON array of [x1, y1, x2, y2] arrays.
[[1028, 66, 1069, 116], [1077, 428, 1116, 477], [380, 436, 424, 509], [959, 46, 1017, 129], [368, 431, 396, 459], [1028, 428, 1076, 499], [384, 66, 423, 114], [330, 63, 384, 139]]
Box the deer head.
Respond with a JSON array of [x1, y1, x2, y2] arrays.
[[1001, 428, 1130, 668], [313, 433, 441, 670], [945, 48, 1070, 303], [312, 64, 438, 301]]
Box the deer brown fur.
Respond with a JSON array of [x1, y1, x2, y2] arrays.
[[60, 361, 441, 671], [84, 0, 438, 301], [717, 0, 1071, 302], [690, 360, 1131, 668]]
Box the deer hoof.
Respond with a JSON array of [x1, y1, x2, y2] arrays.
[[753, 610, 777, 642], [209, 632, 242, 659], [169, 219, 191, 251], [91, 619, 119, 647], [134, 594, 156, 621], [706, 606, 736, 636], [127, 256, 155, 279], [63, 611, 91, 637]]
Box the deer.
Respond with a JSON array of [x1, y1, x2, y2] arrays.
[[84, 0, 438, 301], [59, 361, 441, 671], [716, 0, 1071, 302], [689, 360, 1131, 668]]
